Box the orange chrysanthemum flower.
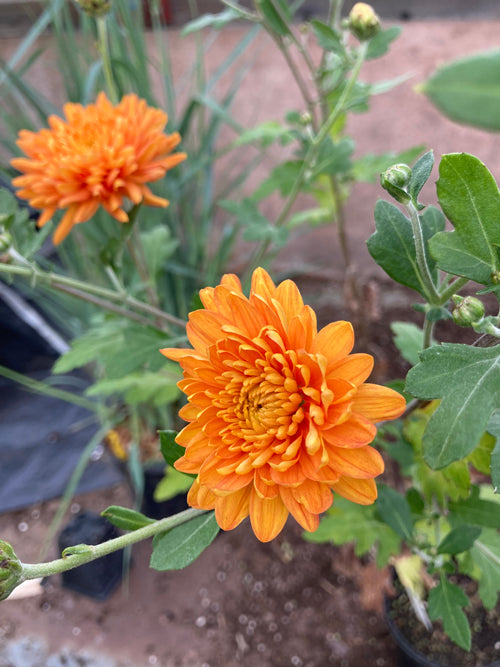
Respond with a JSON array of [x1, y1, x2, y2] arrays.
[[11, 92, 186, 244], [161, 268, 406, 542]]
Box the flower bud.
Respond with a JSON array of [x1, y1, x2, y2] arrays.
[[348, 3, 380, 41], [380, 164, 412, 204], [74, 0, 112, 18], [491, 270, 500, 285], [0, 540, 23, 601], [452, 295, 485, 327]]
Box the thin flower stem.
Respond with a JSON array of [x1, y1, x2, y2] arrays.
[[97, 16, 118, 104], [405, 201, 440, 305], [21, 508, 208, 581], [247, 41, 368, 274], [422, 315, 434, 350], [438, 275, 469, 305], [0, 262, 187, 329]]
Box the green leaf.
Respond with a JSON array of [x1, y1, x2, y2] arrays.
[[375, 486, 414, 540], [470, 529, 500, 609], [255, 0, 291, 36], [405, 343, 500, 468], [311, 20, 343, 55], [286, 207, 332, 230], [232, 121, 294, 149], [422, 50, 500, 131], [367, 201, 445, 297], [181, 9, 241, 35], [141, 226, 178, 279], [86, 370, 180, 407], [150, 512, 219, 571], [486, 411, 500, 491], [365, 26, 401, 60], [437, 525, 482, 555], [467, 431, 496, 476], [304, 497, 400, 568], [251, 162, 305, 201], [431, 153, 500, 284], [427, 576, 471, 650], [448, 486, 500, 530], [312, 137, 353, 178], [408, 150, 434, 208], [391, 321, 424, 366], [153, 466, 193, 502], [159, 430, 186, 468], [0, 188, 52, 259], [101, 505, 154, 531]]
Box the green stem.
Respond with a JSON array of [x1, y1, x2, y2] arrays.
[[97, 16, 118, 104], [422, 315, 434, 350], [247, 41, 368, 275], [0, 364, 102, 414], [438, 275, 469, 305], [406, 201, 440, 304], [0, 261, 186, 330], [21, 508, 207, 581]]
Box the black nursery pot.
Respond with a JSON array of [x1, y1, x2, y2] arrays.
[[140, 463, 189, 520], [58, 510, 124, 601], [384, 594, 500, 667]]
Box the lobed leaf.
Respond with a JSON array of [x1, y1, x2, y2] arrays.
[[427, 576, 471, 651]]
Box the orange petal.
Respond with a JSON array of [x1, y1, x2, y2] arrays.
[[250, 267, 277, 303], [279, 486, 320, 533], [254, 469, 280, 499], [327, 445, 384, 479], [249, 492, 289, 542], [293, 478, 333, 514], [351, 384, 406, 422], [322, 413, 376, 448], [332, 477, 378, 505], [220, 273, 243, 293], [313, 321, 354, 362], [186, 310, 227, 354], [186, 477, 216, 509], [327, 353, 374, 386], [53, 207, 77, 244], [214, 486, 251, 531], [275, 279, 304, 322]]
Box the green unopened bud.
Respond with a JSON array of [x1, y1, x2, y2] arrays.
[[491, 270, 500, 285], [0, 540, 23, 601], [348, 3, 380, 41], [452, 295, 485, 327], [74, 0, 112, 18], [380, 164, 412, 204]]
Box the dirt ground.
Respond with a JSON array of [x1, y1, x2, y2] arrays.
[[0, 482, 398, 667]]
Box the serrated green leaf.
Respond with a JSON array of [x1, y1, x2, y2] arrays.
[[367, 201, 444, 297], [470, 529, 500, 609], [86, 370, 180, 407], [251, 161, 305, 202], [376, 486, 414, 540], [312, 137, 353, 178], [391, 321, 424, 366], [448, 486, 500, 529], [150, 512, 219, 571], [405, 343, 500, 469], [486, 411, 500, 491], [311, 20, 343, 55], [427, 576, 471, 650], [365, 25, 401, 60], [423, 50, 500, 131], [181, 9, 241, 35], [437, 525, 482, 555], [101, 505, 154, 531], [304, 497, 400, 568], [232, 121, 294, 148], [408, 150, 434, 207], [431, 153, 500, 284]]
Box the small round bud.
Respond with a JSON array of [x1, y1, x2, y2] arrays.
[[299, 111, 312, 126], [74, 0, 112, 18], [452, 295, 485, 327], [0, 540, 23, 601], [491, 270, 500, 285], [348, 3, 380, 42], [380, 164, 412, 204]]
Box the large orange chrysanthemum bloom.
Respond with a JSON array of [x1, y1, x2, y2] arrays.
[[11, 92, 186, 244], [161, 268, 406, 542]]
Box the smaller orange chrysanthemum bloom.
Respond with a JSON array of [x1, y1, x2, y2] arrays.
[[161, 268, 406, 542], [11, 92, 186, 244]]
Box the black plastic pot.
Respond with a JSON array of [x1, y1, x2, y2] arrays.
[[384, 594, 500, 667], [140, 463, 189, 520], [58, 510, 125, 600]]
